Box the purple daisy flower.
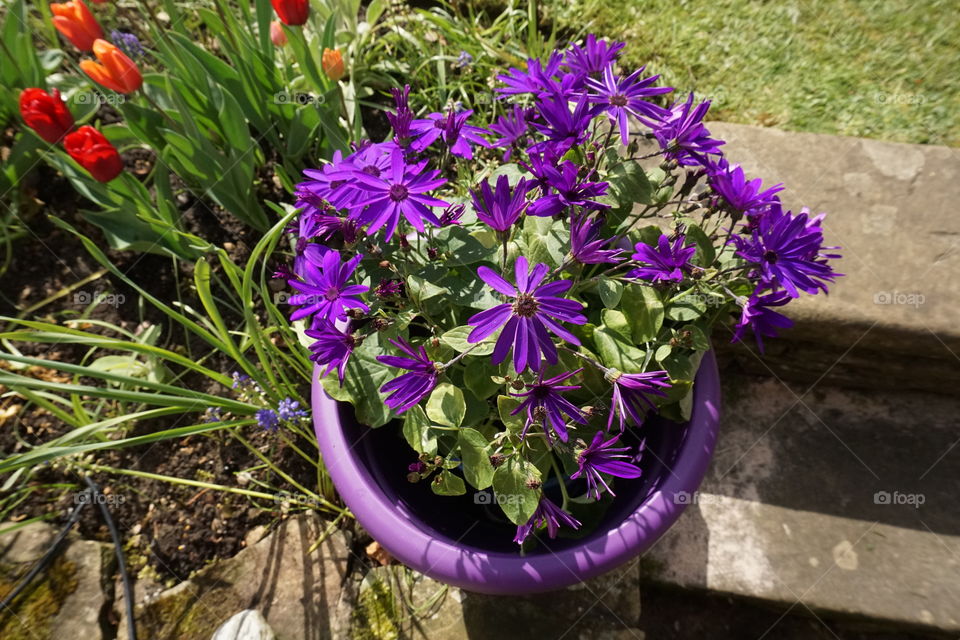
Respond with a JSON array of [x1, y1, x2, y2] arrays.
[[488, 104, 533, 161], [530, 92, 599, 154], [707, 159, 784, 215], [471, 174, 531, 232], [387, 84, 414, 145], [513, 496, 581, 545], [510, 368, 586, 443], [467, 257, 586, 373], [305, 319, 356, 384], [376, 338, 440, 413], [628, 234, 696, 283], [653, 92, 725, 167], [586, 64, 672, 145], [731, 289, 794, 353], [730, 207, 840, 297], [496, 51, 566, 98], [439, 203, 465, 226], [409, 109, 491, 159], [350, 148, 449, 240], [606, 369, 672, 430], [569, 213, 622, 264], [570, 431, 643, 499], [564, 34, 625, 78], [288, 250, 369, 324], [526, 159, 610, 217]]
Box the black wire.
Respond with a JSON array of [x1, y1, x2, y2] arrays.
[[0, 489, 89, 612], [83, 475, 137, 640]]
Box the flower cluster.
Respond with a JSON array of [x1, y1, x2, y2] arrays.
[[284, 36, 840, 547]]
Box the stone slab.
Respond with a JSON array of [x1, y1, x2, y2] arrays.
[[117, 514, 352, 640], [0, 521, 113, 640], [642, 368, 960, 634]]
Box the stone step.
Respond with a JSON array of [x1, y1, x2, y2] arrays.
[[703, 122, 959, 393], [636, 365, 960, 635]]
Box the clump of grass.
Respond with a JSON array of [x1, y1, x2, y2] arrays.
[[548, 0, 960, 145]]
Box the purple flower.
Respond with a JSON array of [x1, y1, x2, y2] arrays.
[[467, 257, 587, 373], [439, 203, 465, 226], [277, 397, 309, 422], [377, 338, 440, 413], [409, 109, 491, 159], [707, 159, 784, 215], [288, 250, 369, 324], [730, 207, 840, 297], [653, 92, 724, 167], [564, 34, 624, 78], [471, 174, 531, 232], [374, 278, 403, 298], [570, 431, 642, 499], [312, 213, 359, 244], [488, 105, 532, 161], [110, 30, 144, 59], [496, 52, 566, 98], [628, 234, 696, 283], [387, 84, 414, 144], [351, 148, 449, 240], [305, 320, 356, 384], [586, 64, 672, 145], [569, 213, 622, 264], [607, 369, 672, 430], [731, 289, 794, 353], [454, 50, 473, 69], [513, 496, 581, 545], [511, 368, 586, 443], [257, 408, 279, 432], [526, 159, 609, 217], [530, 92, 599, 154]]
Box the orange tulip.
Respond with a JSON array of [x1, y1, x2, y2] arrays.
[[322, 48, 344, 81], [50, 0, 103, 52], [80, 39, 142, 94], [270, 20, 287, 47]]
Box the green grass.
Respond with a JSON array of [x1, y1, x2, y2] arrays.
[[548, 0, 960, 145]]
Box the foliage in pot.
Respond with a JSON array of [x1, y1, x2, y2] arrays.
[[283, 35, 841, 548]]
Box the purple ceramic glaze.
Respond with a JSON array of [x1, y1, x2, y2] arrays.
[[312, 351, 721, 595]]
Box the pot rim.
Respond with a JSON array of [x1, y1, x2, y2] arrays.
[[312, 350, 721, 595]]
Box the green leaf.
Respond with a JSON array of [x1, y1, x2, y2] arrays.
[[621, 284, 664, 343], [425, 383, 466, 428], [497, 395, 526, 432], [441, 326, 495, 356], [436, 225, 498, 266], [459, 428, 494, 490], [320, 347, 394, 427], [597, 277, 624, 308], [686, 224, 716, 267], [407, 274, 449, 304], [492, 458, 541, 525], [666, 295, 708, 322], [655, 344, 673, 362], [402, 406, 437, 456], [593, 327, 647, 373], [431, 470, 466, 496], [464, 361, 500, 400]]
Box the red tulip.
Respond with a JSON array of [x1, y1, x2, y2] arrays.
[[19, 88, 75, 143], [270, 20, 287, 47], [64, 125, 124, 182], [270, 0, 308, 26], [50, 0, 103, 52], [80, 39, 143, 94]]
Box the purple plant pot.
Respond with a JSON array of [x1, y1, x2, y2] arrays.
[[311, 351, 721, 595]]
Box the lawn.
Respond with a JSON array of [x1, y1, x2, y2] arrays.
[[549, 0, 960, 145]]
